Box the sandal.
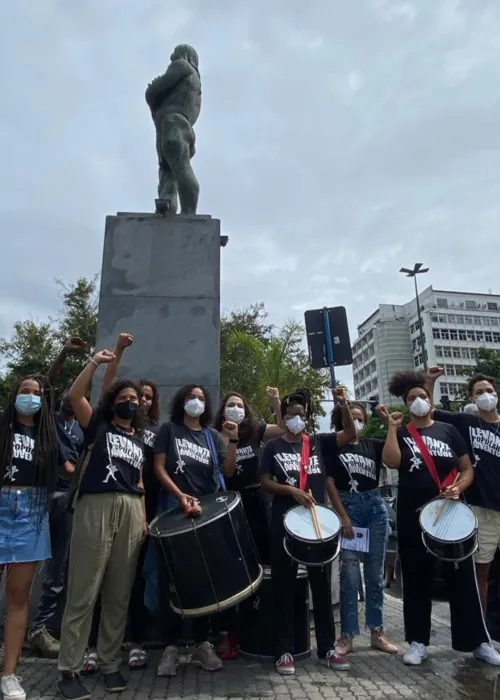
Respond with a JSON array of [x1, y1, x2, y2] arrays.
[[129, 647, 148, 670], [81, 650, 99, 675]]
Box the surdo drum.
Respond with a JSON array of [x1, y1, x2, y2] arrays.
[[149, 491, 263, 617], [419, 498, 478, 563], [283, 504, 341, 567], [239, 566, 311, 660]]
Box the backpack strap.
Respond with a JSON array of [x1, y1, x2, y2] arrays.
[[203, 428, 226, 491], [67, 420, 108, 513]]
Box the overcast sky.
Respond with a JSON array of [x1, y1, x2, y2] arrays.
[[1, 0, 500, 391]]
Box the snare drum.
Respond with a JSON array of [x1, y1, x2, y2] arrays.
[[419, 498, 478, 563], [239, 566, 310, 660], [283, 504, 341, 567], [149, 491, 263, 617]]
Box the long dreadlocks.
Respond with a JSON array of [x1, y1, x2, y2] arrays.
[[0, 375, 60, 517], [280, 388, 314, 424]]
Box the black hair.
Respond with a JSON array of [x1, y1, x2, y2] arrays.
[[280, 388, 314, 423], [468, 373, 497, 395], [330, 401, 367, 431], [170, 384, 213, 427], [95, 379, 146, 434], [138, 379, 161, 424], [214, 391, 258, 443], [388, 370, 429, 402], [0, 374, 60, 518]]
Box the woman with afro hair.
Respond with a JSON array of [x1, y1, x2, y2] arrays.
[[57, 349, 147, 700], [380, 370, 500, 667]]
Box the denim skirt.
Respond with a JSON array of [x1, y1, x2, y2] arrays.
[[0, 488, 51, 564]]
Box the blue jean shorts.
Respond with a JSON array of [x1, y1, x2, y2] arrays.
[[0, 488, 51, 564]]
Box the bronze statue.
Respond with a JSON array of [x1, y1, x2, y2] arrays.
[[146, 44, 201, 215]]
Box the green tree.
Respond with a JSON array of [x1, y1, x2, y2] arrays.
[[0, 276, 98, 400], [361, 404, 409, 439]]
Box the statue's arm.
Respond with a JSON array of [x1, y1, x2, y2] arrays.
[[145, 59, 192, 109]]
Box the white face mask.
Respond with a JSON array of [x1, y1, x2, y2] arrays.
[[225, 405, 245, 424], [409, 397, 431, 417], [286, 416, 306, 435], [354, 419, 364, 435], [184, 398, 205, 418], [475, 393, 498, 412]]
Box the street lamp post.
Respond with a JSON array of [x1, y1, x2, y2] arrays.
[[400, 263, 429, 372]]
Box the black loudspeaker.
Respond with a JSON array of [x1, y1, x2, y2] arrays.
[[304, 307, 353, 370]]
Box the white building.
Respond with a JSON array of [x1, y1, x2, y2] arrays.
[[352, 286, 500, 405]]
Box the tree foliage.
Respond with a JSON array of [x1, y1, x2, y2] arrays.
[[0, 276, 99, 402], [361, 404, 409, 439]]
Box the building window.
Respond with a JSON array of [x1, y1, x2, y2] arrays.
[[444, 365, 455, 376], [465, 300, 476, 310], [440, 383, 449, 394], [458, 330, 466, 341], [476, 332, 484, 342], [443, 348, 452, 358], [435, 346, 443, 358], [438, 315, 447, 323], [447, 315, 456, 324], [485, 332, 493, 343], [494, 333, 500, 343], [437, 298, 448, 309], [453, 348, 461, 358], [474, 316, 482, 326], [441, 330, 450, 340], [456, 316, 464, 324], [470, 348, 477, 358], [450, 329, 458, 340], [461, 348, 470, 359], [432, 329, 440, 339], [449, 383, 459, 396], [467, 331, 476, 342], [488, 302, 498, 311], [491, 317, 499, 326], [431, 314, 439, 322], [464, 316, 474, 325]]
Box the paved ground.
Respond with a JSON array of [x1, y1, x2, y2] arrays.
[[17, 593, 500, 700]]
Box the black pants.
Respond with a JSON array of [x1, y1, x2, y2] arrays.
[[271, 511, 336, 659], [397, 491, 489, 651], [32, 491, 72, 634]]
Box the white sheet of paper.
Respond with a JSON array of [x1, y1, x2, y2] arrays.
[[340, 527, 370, 553]]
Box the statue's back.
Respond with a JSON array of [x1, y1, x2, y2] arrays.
[[156, 70, 201, 126]]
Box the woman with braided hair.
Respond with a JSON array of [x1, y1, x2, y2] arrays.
[[0, 375, 66, 700], [261, 387, 355, 676]]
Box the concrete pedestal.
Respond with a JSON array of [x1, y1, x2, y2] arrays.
[[92, 212, 223, 416]]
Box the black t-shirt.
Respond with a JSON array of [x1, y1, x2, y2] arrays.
[[435, 410, 500, 511], [226, 422, 267, 491], [260, 435, 325, 515], [154, 422, 228, 496], [55, 415, 85, 490], [324, 437, 384, 493], [4, 422, 65, 488], [79, 414, 145, 496], [396, 421, 467, 498], [143, 422, 160, 521]]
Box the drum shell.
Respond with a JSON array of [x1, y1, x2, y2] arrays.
[[151, 493, 262, 617], [283, 505, 341, 567], [239, 567, 310, 660], [422, 531, 477, 562]]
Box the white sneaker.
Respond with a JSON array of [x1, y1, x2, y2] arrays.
[[474, 642, 500, 666], [403, 642, 428, 666], [1, 675, 26, 700]]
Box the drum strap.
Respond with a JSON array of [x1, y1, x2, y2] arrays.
[[203, 428, 226, 491], [299, 435, 311, 491], [407, 424, 457, 491]]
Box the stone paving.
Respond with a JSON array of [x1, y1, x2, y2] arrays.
[[18, 594, 500, 700]]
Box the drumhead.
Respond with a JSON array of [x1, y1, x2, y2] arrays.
[[419, 499, 476, 542], [149, 491, 240, 537], [284, 505, 341, 542]]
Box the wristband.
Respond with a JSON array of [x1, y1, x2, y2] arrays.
[[229, 439, 239, 444], [89, 358, 99, 368]]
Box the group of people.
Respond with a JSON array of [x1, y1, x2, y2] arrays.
[[1, 331, 500, 700]]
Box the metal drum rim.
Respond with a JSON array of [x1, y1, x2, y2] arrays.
[[283, 504, 340, 544], [170, 564, 263, 617], [421, 532, 478, 563], [283, 538, 340, 567], [148, 491, 242, 538], [418, 500, 478, 545]]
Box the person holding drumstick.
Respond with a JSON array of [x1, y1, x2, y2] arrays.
[[324, 401, 398, 656], [381, 370, 499, 666], [261, 387, 355, 676], [151, 384, 238, 676]]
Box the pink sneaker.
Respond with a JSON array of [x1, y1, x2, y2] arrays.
[[276, 653, 295, 675], [320, 649, 351, 671]]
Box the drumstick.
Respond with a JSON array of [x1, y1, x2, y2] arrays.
[[433, 473, 460, 526], [308, 490, 323, 540]]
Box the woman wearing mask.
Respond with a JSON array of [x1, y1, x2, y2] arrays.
[[212, 387, 284, 657], [261, 388, 355, 677], [0, 375, 63, 700], [324, 402, 398, 657], [57, 350, 147, 700], [151, 385, 237, 676], [381, 370, 500, 667]]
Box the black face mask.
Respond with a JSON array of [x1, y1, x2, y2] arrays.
[[114, 400, 139, 420]]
